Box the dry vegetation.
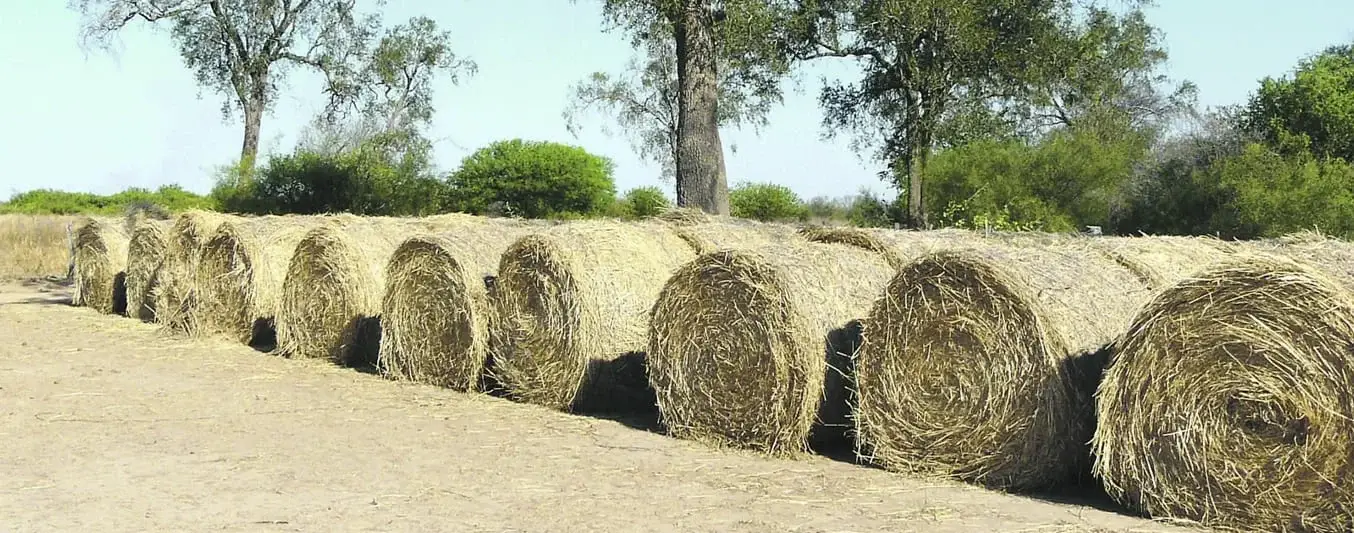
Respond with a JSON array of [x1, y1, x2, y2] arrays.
[[42, 207, 1354, 533], [0, 214, 78, 279]]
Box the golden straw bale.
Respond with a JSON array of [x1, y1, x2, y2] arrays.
[[195, 215, 329, 345], [153, 210, 238, 332], [277, 213, 485, 366], [857, 239, 1171, 491], [1090, 234, 1238, 289], [799, 226, 990, 267], [493, 220, 697, 411], [1093, 235, 1354, 532], [647, 240, 894, 454], [72, 217, 130, 314], [124, 219, 171, 321], [660, 214, 803, 253], [378, 218, 558, 390]]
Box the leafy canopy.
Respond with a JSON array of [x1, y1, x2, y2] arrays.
[[448, 139, 618, 219]]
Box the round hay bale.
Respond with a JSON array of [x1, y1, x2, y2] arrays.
[[196, 215, 328, 345], [493, 220, 697, 411], [660, 214, 803, 253], [277, 214, 483, 366], [799, 226, 988, 267], [1091, 234, 1238, 289], [647, 240, 894, 454], [124, 219, 171, 321], [72, 217, 130, 314], [857, 240, 1159, 490], [154, 210, 237, 332], [378, 218, 557, 390], [1093, 237, 1354, 531]]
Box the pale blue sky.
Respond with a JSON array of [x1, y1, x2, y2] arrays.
[[1, 1, 1352, 202]]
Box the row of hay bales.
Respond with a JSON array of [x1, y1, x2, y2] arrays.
[[69, 211, 1354, 532]]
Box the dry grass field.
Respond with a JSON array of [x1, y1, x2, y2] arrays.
[[0, 214, 76, 279], [0, 279, 1190, 532]]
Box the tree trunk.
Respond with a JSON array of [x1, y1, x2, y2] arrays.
[[908, 147, 927, 228], [239, 76, 268, 174], [673, 1, 729, 215]]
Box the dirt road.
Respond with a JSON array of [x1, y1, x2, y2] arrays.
[[0, 280, 1191, 532]]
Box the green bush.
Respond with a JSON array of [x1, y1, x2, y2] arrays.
[[447, 139, 617, 219], [614, 186, 671, 218], [1209, 143, 1354, 239], [1, 185, 215, 215], [729, 182, 806, 222], [219, 135, 449, 216]]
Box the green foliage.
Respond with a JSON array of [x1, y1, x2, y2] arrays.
[[1, 185, 215, 215], [1243, 44, 1354, 162], [926, 120, 1150, 232], [1209, 144, 1354, 239], [614, 186, 672, 218], [802, 189, 899, 227], [448, 139, 617, 219], [729, 182, 806, 222], [217, 133, 448, 216]]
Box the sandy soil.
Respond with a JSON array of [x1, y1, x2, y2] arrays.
[[0, 279, 1196, 533]]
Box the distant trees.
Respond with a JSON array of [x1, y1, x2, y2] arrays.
[[447, 139, 618, 219]]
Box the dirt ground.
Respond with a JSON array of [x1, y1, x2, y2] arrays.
[[0, 280, 1195, 533]]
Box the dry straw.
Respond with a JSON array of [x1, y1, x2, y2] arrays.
[[799, 226, 990, 267], [277, 214, 482, 366], [648, 240, 894, 454], [124, 219, 171, 321], [378, 217, 555, 390], [493, 220, 696, 411], [195, 215, 328, 345], [855, 237, 1223, 491], [1093, 235, 1354, 532], [72, 216, 130, 314], [154, 210, 236, 332], [1090, 234, 1237, 289]]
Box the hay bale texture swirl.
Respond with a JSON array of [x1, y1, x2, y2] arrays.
[[72, 216, 130, 314], [155, 210, 237, 332], [124, 219, 171, 321], [493, 220, 697, 412], [1094, 236, 1354, 532]]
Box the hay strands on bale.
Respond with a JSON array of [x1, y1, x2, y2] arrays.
[[154, 210, 237, 333], [277, 213, 489, 367], [72, 216, 130, 314], [378, 218, 555, 390], [492, 220, 697, 412], [647, 240, 894, 454], [195, 215, 328, 347], [124, 218, 171, 321], [1093, 237, 1354, 532], [856, 239, 1167, 491]]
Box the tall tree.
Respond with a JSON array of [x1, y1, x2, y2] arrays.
[[70, 0, 380, 169], [1243, 44, 1354, 162], [784, 0, 1166, 228], [586, 0, 791, 214], [562, 38, 774, 181]]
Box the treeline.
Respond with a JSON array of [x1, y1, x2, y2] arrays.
[[0, 185, 214, 215]]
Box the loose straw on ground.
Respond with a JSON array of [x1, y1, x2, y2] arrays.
[[378, 218, 555, 390], [856, 237, 1224, 491], [154, 210, 236, 333], [1093, 235, 1354, 532], [124, 219, 171, 321], [277, 214, 482, 366], [72, 217, 130, 314], [195, 215, 328, 345], [647, 239, 894, 454], [493, 220, 696, 412]]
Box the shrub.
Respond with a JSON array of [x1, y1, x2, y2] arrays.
[[1, 185, 215, 215], [615, 186, 671, 219], [447, 139, 617, 219], [729, 182, 806, 222]]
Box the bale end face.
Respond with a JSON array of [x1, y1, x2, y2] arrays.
[[125, 223, 168, 321], [648, 250, 822, 455], [73, 219, 128, 315], [1093, 256, 1354, 531], [492, 235, 586, 410], [278, 226, 380, 364], [197, 226, 262, 344], [856, 252, 1087, 491], [379, 237, 487, 391]]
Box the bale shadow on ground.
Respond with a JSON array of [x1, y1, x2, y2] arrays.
[[248, 317, 278, 353], [336, 315, 383, 375]]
